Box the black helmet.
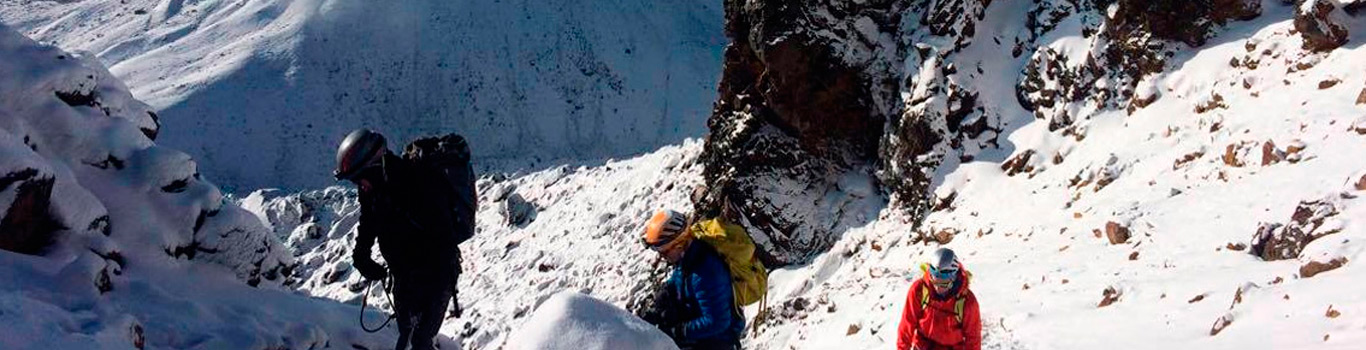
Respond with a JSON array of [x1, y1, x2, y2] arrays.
[[334, 129, 387, 180]]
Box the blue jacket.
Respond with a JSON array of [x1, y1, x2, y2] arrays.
[[666, 242, 744, 345]]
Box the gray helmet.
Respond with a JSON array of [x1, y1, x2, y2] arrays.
[[930, 248, 960, 275], [334, 129, 387, 180]]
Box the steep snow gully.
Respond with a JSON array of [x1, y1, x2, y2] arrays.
[[4, 0, 1366, 349]]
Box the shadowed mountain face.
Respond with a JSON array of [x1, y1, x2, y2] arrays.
[[7, 0, 726, 192]]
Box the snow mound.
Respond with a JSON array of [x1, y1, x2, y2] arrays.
[[507, 291, 679, 350]]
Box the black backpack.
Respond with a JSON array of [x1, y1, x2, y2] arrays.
[[402, 133, 478, 244]]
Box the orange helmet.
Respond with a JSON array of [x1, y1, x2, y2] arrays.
[[642, 210, 689, 249]]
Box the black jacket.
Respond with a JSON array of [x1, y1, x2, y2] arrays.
[[354, 153, 461, 274]]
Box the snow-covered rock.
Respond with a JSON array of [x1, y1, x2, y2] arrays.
[[0, 23, 288, 286], [0, 24, 399, 350], [1294, 0, 1353, 51], [507, 291, 679, 350]]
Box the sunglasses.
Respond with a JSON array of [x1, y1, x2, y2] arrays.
[[930, 267, 958, 283], [643, 235, 687, 252]]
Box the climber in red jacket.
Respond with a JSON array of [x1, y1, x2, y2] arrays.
[[897, 248, 982, 350]]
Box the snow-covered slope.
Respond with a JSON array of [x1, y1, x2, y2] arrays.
[[0, 25, 400, 349], [744, 2, 1366, 349], [10, 1, 1366, 349], [2, 0, 725, 191], [252, 2, 1366, 350], [242, 140, 705, 349]]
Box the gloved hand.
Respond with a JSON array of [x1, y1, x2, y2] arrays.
[[661, 323, 686, 343], [355, 258, 387, 280], [450, 301, 463, 319]]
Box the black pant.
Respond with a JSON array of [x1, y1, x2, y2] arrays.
[[391, 268, 455, 350], [680, 338, 741, 350]]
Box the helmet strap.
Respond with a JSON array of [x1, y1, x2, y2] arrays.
[[380, 153, 389, 183]]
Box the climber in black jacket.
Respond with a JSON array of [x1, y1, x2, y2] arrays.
[[335, 129, 461, 350]]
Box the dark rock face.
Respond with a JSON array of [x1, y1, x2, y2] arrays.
[[0, 169, 65, 255], [698, 0, 907, 265]]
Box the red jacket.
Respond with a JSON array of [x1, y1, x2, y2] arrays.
[[896, 269, 981, 350]]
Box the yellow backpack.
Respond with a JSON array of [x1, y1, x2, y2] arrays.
[[690, 218, 768, 307]]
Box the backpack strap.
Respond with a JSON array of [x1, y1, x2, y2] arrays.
[[919, 283, 931, 311], [918, 280, 968, 325], [953, 296, 966, 324]]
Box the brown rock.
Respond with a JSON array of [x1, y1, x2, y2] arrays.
[[1326, 305, 1341, 318], [1318, 79, 1341, 90], [1226, 242, 1248, 251], [1223, 144, 1244, 167], [1355, 173, 1366, 191], [1261, 140, 1281, 166], [1106, 221, 1131, 245], [933, 192, 957, 212], [1195, 93, 1227, 113], [1210, 315, 1233, 336], [846, 324, 861, 336], [1130, 89, 1160, 112], [934, 228, 958, 244], [1356, 87, 1366, 105], [1212, 0, 1264, 22], [1001, 150, 1037, 176], [1286, 141, 1307, 155], [1300, 257, 1348, 278], [1174, 151, 1205, 170], [1295, 0, 1351, 52], [1250, 200, 1342, 261], [1099, 287, 1121, 307], [1128, 251, 1140, 260], [1189, 294, 1207, 303]]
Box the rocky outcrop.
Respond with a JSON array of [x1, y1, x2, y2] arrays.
[[0, 27, 290, 288], [700, 0, 1339, 265], [1249, 199, 1342, 261], [1294, 0, 1351, 52], [1019, 0, 1266, 133], [697, 0, 907, 265], [0, 169, 62, 254]]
